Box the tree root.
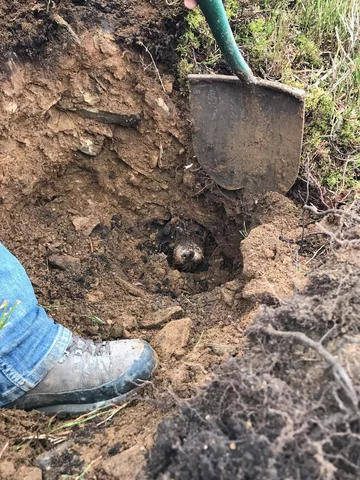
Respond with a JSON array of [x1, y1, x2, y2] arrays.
[[260, 324, 359, 411]]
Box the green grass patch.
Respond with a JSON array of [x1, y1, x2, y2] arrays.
[[0, 300, 21, 330]]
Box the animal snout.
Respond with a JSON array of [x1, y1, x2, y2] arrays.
[[182, 251, 194, 261]]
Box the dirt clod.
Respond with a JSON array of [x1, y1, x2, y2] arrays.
[[152, 318, 193, 358], [72, 216, 101, 235], [102, 445, 146, 480], [48, 254, 81, 271], [19, 466, 43, 480], [140, 306, 184, 329]]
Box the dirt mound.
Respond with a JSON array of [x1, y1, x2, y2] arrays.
[[147, 206, 360, 480]]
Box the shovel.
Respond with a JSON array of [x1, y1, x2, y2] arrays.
[[188, 0, 305, 194]]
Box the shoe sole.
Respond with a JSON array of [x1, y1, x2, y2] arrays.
[[36, 385, 143, 417], [37, 350, 158, 417]]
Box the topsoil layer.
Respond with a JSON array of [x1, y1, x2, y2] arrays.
[[0, 2, 337, 479]]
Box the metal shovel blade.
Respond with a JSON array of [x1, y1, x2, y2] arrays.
[[189, 74, 305, 194]]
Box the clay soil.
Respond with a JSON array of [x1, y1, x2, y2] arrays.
[[0, 2, 324, 479]]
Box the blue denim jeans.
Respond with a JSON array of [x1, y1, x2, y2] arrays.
[[0, 243, 71, 407]]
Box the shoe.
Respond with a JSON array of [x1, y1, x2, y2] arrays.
[[10, 336, 157, 416]]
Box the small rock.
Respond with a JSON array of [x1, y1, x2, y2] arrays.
[[72, 215, 100, 235], [241, 279, 278, 305], [163, 78, 174, 95], [101, 445, 146, 480], [128, 173, 142, 187], [149, 151, 159, 169], [110, 323, 125, 339], [36, 440, 74, 471], [224, 280, 241, 292], [4, 100, 17, 113], [58, 101, 141, 126], [78, 136, 104, 156], [82, 91, 100, 106], [221, 287, 235, 307], [156, 97, 170, 114], [152, 318, 192, 357], [91, 223, 111, 239], [140, 306, 183, 329], [135, 83, 146, 94], [121, 314, 138, 331], [206, 343, 241, 356], [48, 254, 80, 271], [182, 170, 196, 188]]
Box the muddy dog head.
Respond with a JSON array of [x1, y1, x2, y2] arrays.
[[163, 218, 207, 272]]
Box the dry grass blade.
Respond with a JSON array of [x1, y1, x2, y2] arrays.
[[96, 401, 130, 426]]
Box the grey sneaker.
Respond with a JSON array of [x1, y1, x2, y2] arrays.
[[11, 336, 157, 415]]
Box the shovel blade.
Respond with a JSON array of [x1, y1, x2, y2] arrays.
[[189, 75, 305, 194]]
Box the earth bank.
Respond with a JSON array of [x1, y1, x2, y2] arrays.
[[0, 2, 354, 480]]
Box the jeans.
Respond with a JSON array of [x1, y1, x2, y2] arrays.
[[0, 243, 71, 407]]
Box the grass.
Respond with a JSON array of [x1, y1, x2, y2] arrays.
[[0, 300, 20, 330], [86, 315, 105, 325], [16, 402, 131, 461], [177, 0, 360, 199]]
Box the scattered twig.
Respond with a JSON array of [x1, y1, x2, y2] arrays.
[[319, 324, 338, 345], [299, 160, 311, 253], [193, 331, 204, 350], [76, 455, 103, 479], [158, 140, 163, 168], [305, 244, 326, 265], [113, 273, 146, 297], [96, 401, 130, 427], [137, 41, 166, 93], [279, 232, 329, 245], [260, 324, 358, 411], [304, 205, 360, 223], [316, 222, 360, 248], [184, 362, 208, 375], [0, 441, 9, 460]]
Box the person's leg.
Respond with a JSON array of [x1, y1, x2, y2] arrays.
[[0, 243, 156, 414], [0, 243, 71, 406]]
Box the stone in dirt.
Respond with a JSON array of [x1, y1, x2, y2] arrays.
[[101, 445, 146, 480], [206, 343, 242, 356], [36, 440, 74, 471], [78, 135, 104, 156], [140, 305, 183, 329], [72, 215, 100, 235], [152, 318, 192, 357], [48, 254, 80, 271]]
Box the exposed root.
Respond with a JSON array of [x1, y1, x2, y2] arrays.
[[260, 324, 358, 411]]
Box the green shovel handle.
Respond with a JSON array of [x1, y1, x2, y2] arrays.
[[197, 0, 256, 83]]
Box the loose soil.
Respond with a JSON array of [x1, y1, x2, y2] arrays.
[[0, 2, 328, 479]]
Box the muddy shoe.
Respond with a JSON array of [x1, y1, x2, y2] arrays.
[[11, 336, 157, 415]]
